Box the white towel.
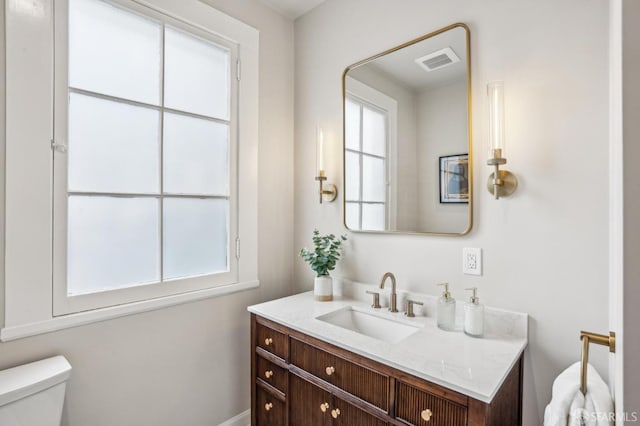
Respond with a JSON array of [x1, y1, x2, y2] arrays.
[[544, 362, 614, 426]]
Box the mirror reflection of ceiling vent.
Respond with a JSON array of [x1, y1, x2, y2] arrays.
[[414, 47, 460, 72]]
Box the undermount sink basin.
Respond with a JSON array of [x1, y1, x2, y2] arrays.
[[316, 307, 420, 344]]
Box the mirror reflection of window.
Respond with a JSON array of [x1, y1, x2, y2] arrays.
[[345, 96, 388, 231]]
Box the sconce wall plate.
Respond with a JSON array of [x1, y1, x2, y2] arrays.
[[315, 175, 338, 203], [322, 183, 338, 202], [487, 170, 517, 198]]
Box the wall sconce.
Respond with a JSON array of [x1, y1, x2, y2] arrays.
[[315, 126, 337, 203], [487, 81, 517, 199]]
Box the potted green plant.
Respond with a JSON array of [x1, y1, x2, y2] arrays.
[[299, 229, 347, 301]]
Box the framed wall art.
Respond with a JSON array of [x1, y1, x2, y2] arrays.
[[439, 154, 469, 203]]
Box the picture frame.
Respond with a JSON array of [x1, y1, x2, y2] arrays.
[[439, 154, 469, 203]]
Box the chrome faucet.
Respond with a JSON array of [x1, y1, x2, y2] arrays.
[[379, 272, 398, 313]]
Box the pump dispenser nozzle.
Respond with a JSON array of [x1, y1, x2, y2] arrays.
[[465, 287, 479, 304], [437, 283, 452, 301]]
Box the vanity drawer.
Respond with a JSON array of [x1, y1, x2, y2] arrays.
[[256, 386, 285, 426], [395, 380, 467, 426], [256, 354, 287, 394], [256, 321, 288, 360], [289, 338, 388, 411]]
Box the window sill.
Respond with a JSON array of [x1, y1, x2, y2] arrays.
[[0, 279, 259, 342]]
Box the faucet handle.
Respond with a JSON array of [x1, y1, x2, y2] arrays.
[[365, 290, 381, 309], [405, 299, 424, 318]]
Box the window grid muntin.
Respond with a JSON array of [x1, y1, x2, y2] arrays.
[[66, 4, 232, 289], [345, 95, 389, 229]]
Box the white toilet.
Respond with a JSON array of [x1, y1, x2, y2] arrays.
[[0, 356, 72, 426]]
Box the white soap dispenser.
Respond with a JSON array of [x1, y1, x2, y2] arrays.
[[436, 283, 455, 331], [463, 287, 484, 338]]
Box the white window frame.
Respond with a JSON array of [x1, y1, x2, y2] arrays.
[[2, 0, 259, 340], [53, 0, 240, 315], [345, 76, 398, 230]]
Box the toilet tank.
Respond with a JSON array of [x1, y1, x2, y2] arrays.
[[0, 356, 72, 426]]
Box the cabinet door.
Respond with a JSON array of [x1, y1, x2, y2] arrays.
[[289, 373, 332, 426], [256, 386, 285, 426], [330, 394, 387, 426], [290, 338, 388, 410]]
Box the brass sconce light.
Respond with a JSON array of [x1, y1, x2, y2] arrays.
[[315, 126, 337, 203], [487, 81, 517, 199]]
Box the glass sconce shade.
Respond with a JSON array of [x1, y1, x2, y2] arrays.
[[487, 81, 505, 161]]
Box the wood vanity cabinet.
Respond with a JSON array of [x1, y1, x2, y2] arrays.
[[251, 314, 523, 426]]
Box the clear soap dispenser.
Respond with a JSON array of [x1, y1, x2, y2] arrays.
[[436, 283, 455, 331], [463, 287, 484, 338]]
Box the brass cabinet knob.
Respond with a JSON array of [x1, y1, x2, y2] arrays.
[[325, 366, 335, 376], [331, 408, 341, 419], [264, 402, 273, 412], [421, 409, 433, 421], [320, 402, 329, 412], [264, 370, 273, 379], [264, 337, 273, 345]]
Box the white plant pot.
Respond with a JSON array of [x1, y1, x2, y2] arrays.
[[314, 275, 333, 301]]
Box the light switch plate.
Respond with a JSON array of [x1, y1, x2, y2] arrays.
[[463, 247, 482, 276]]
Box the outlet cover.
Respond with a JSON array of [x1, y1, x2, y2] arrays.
[[463, 247, 482, 276]]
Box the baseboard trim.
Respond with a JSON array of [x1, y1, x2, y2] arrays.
[[218, 409, 250, 426]]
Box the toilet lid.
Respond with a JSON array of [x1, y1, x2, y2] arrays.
[[0, 356, 71, 406]]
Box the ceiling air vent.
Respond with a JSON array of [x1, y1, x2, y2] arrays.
[[414, 47, 460, 72]]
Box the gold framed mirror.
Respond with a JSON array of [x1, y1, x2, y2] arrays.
[[342, 23, 472, 236]]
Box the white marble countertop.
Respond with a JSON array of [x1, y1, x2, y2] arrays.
[[248, 281, 528, 403]]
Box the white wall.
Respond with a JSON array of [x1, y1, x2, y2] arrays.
[[0, 0, 294, 424], [293, 0, 610, 424], [417, 80, 468, 232], [623, 0, 640, 413]]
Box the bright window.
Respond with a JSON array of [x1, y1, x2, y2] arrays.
[[344, 96, 389, 231], [53, 0, 239, 314], [2, 0, 259, 339]]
